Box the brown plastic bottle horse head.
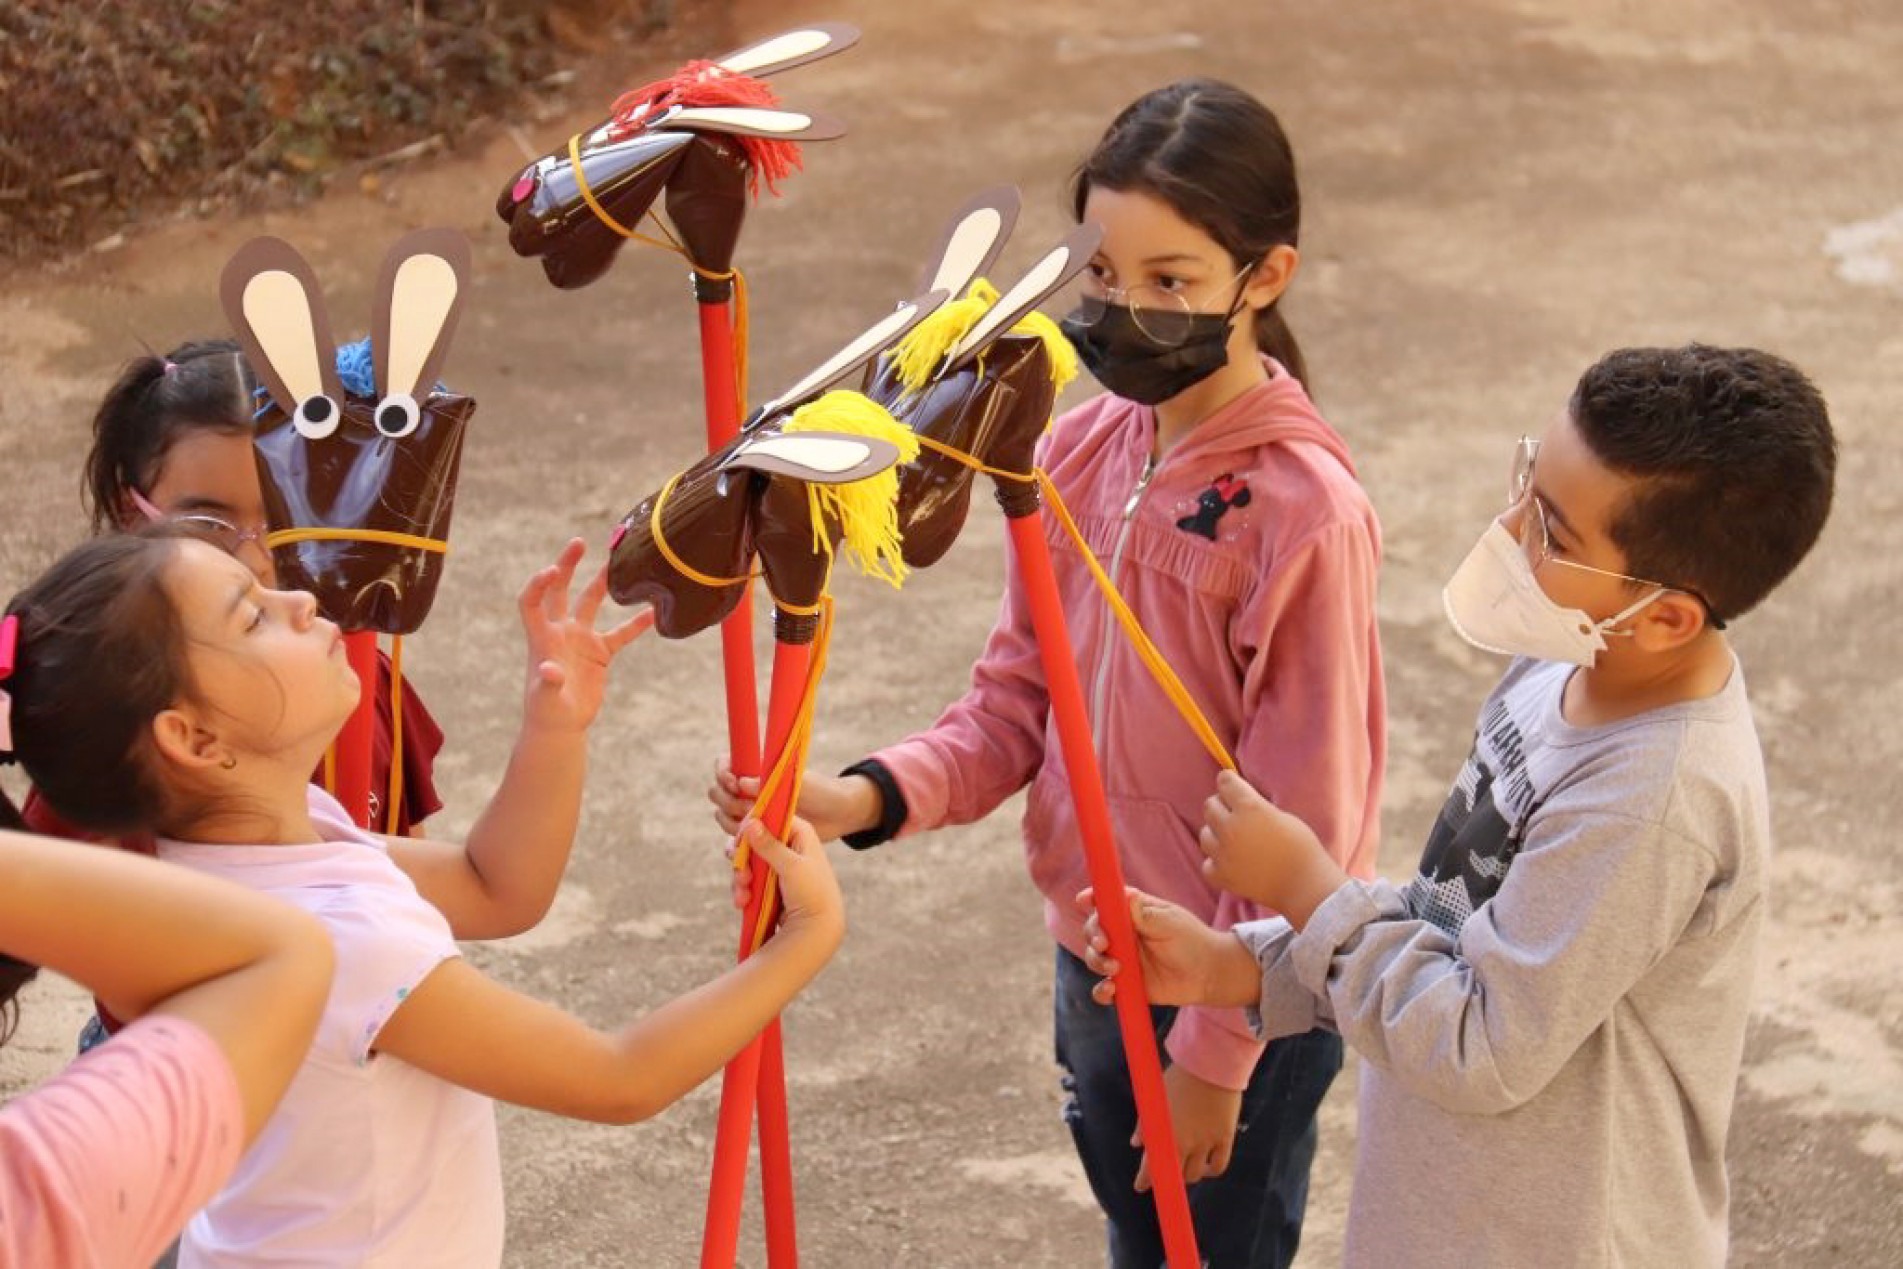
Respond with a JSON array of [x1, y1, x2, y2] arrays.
[[219, 229, 475, 636], [861, 189, 1102, 564], [496, 24, 857, 289], [608, 289, 946, 641]]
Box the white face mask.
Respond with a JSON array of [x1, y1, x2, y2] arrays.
[[1442, 521, 1664, 667]]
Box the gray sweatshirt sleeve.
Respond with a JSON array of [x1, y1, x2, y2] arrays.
[[1238, 805, 1721, 1115]]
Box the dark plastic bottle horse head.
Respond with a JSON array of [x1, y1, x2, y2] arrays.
[[608, 290, 946, 640], [861, 188, 1102, 563], [496, 24, 857, 289], [219, 230, 475, 636]]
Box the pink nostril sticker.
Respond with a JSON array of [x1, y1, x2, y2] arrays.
[[511, 174, 535, 204]]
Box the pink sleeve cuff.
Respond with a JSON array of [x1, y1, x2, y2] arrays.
[[1165, 1004, 1268, 1092], [867, 738, 952, 837]]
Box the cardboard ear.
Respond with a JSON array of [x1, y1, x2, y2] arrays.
[[945, 222, 1102, 366], [725, 429, 900, 484], [219, 236, 345, 416], [662, 105, 848, 142], [918, 186, 1021, 297], [751, 289, 950, 422], [713, 22, 861, 77], [370, 228, 472, 402]]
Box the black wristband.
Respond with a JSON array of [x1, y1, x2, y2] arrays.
[[838, 758, 907, 851]]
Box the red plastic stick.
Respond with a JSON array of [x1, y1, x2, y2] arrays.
[[1004, 511, 1201, 1269], [701, 635, 810, 1268], [334, 631, 381, 829], [698, 297, 764, 778], [757, 1015, 797, 1267]]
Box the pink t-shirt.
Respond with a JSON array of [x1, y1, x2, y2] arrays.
[[158, 786, 502, 1268], [0, 1015, 244, 1269]]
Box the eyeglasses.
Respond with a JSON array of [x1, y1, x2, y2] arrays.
[[1508, 437, 1726, 627], [1070, 258, 1258, 348], [128, 487, 270, 558]]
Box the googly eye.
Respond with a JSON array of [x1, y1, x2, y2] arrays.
[[374, 394, 422, 439], [294, 395, 341, 440]]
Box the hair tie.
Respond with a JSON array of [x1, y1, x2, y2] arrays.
[[0, 612, 19, 757]]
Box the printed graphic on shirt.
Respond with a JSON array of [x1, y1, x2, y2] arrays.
[[1404, 693, 1539, 935], [1175, 473, 1252, 540]]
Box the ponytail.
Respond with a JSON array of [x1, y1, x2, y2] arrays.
[[1253, 304, 1307, 388], [84, 340, 256, 531]]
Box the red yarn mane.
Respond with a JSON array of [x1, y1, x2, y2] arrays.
[[609, 60, 803, 198]]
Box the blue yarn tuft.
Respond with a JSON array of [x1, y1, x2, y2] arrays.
[[334, 337, 377, 397]]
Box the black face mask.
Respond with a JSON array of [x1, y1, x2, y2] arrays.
[[1059, 293, 1245, 407]]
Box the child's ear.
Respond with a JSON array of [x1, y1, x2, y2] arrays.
[[1243, 244, 1299, 312], [1633, 591, 1711, 652], [150, 708, 232, 774]]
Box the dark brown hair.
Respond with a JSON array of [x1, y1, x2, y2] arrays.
[[1072, 78, 1309, 386], [84, 340, 258, 531], [1570, 344, 1836, 622], [2, 529, 201, 836]]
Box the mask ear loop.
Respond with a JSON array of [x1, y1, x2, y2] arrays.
[[1593, 587, 1670, 640]]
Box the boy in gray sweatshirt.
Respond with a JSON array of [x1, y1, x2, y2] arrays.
[[1080, 345, 1836, 1268]]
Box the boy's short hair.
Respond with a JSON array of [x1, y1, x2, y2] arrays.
[[1569, 344, 1835, 622]]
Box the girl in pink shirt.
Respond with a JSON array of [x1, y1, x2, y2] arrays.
[[715, 79, 1385, 1267], [4, 528, 845, 1267], [0, 822, 332, 1269]]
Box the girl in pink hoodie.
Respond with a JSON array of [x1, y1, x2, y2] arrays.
[[713, 79, 1385, 1268]]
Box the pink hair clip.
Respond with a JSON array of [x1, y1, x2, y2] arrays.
[[162, 359, 181, 378], [0, 612, 19, 754]]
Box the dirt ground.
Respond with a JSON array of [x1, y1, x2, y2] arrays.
[[3, 0, 1901, 1264]]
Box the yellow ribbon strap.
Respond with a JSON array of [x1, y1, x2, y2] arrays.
[[731, 595, 836, 952], [899, 432, 1231, 767], [910, 432, 1034, 485], [648, 474, 755, 589], [385, 635, 406, 836], [566, 134, 687, 252], [1035, 470, 1236, 772], [563, 135, 750, 409]]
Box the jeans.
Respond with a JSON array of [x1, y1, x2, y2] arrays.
[[1054, 946, 1343, 1268]]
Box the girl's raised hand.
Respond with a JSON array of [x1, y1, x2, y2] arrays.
[[518, 538, 654, 734]]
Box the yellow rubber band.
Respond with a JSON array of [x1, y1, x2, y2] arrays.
[[265, 527, 449, 553]]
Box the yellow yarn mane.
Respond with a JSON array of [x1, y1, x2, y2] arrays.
[[886, 278, 1082, 395], [782, 390, 921, 588]]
